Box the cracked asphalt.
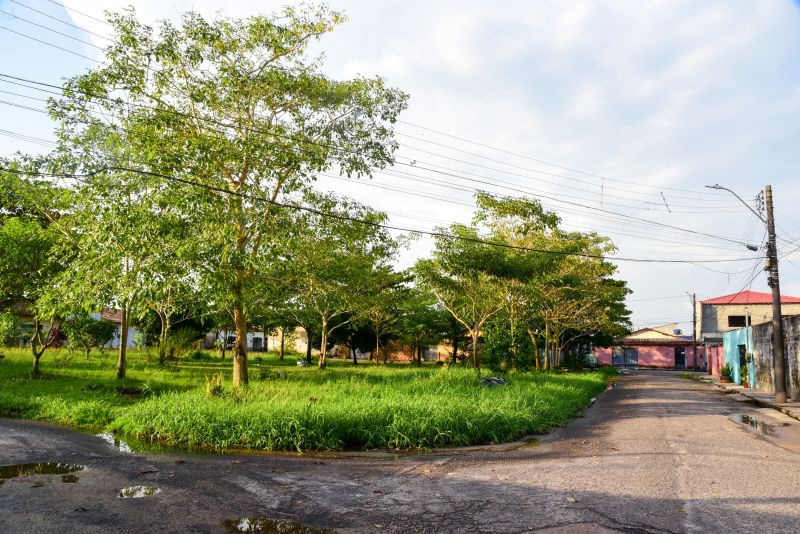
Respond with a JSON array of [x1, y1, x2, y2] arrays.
[[2, 370, 800, 533]]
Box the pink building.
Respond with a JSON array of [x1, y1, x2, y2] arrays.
[[595, 323, 698, 369]]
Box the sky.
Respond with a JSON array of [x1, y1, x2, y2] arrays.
[[2, 0, 800, 332]]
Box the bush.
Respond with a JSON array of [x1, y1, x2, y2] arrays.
[[62, 315, 116, 358], [721, 363, 732, 377], [0, 311, 22, 347]]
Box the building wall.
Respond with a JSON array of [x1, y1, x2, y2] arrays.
[[696, 302, 800, 339], [744, 317, 800, 399], [594, 345, 695, 368], [722, 327, 753, 385]]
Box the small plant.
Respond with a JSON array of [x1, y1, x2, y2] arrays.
[[721, 364, 732, 377], [205, 373, 224, 397]]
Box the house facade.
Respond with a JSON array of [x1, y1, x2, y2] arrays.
[[696, 290, 800, 376], [595, 323, 697, 369]]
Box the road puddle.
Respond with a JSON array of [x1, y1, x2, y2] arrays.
[[118, 485, 161, 498], [225, 517, 334, 533], [96, 432, 133, 453], [0, 463, 84, 485]]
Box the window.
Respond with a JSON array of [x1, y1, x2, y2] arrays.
[[728, 315, 747, 328]]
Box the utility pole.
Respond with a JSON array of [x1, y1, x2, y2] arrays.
[[689, 292, 698, 371], [765, 185, 788, 403], [706, 183, 787, 402]]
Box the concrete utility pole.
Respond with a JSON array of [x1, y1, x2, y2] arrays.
[[765, 185, 788, 403], [706, 183, 787, 402]]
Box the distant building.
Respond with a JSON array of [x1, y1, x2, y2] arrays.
[[595, 323, 696, 369], [695, 290, 800, 375]]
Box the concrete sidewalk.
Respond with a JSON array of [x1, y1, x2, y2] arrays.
[[696, 372, 800, 422]]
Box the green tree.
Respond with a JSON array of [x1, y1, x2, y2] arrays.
[[62, 315, 116, 358], [397, 289, 450, 365], [51, 6, 407, 386], [282, 193, 400, 368], [415, 225, 509, 370], [0, 212, 65, 373]]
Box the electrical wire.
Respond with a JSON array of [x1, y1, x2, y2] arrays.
[[0, 165, 768, 265]]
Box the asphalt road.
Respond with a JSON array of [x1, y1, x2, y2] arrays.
[[2, 370, 800, 534]]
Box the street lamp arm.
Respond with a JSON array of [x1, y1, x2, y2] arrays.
[[705, 184, 767, 224]]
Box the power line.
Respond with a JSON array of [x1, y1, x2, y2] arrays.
[[397, 120, 733, 198], [0, 71, 756, 244], [0, 8, 104, 49], [42, 0, 113, 28], [0, 90, 762, 252], [0, 25, 99, 62], [6, 0, 111, 40], [0, 165, 768, 266]]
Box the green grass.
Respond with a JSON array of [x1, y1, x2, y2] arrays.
[[679, 371, 701, 381], [0, 347, 610, 452]]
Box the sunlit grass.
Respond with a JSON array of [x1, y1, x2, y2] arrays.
[[0, 347, 609, 451]]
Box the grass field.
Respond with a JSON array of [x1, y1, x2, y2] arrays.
[[0, 347, 612, 452]]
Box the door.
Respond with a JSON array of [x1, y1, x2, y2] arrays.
[[252, 337, 263, 352], [675, 347, 686, 369]]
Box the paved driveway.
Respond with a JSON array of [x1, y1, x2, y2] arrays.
[[2, 370, 800, 533]]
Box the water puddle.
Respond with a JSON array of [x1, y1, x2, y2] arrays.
[[735, 414, 790, 435], [225, 517, 335, 533], [96, 433, 133, 453], [118, 485, 161, 498], [0, 463, 84, 485]]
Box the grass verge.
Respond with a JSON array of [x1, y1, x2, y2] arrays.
[[0, 348, 610, 451]]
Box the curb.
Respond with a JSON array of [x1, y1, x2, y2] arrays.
[[698, 375, 800, 423]]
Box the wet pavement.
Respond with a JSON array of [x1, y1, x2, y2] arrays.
[[2, 370, 800, 533]]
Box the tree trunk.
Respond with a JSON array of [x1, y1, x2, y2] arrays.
[[232, 304, 249, 387], [451, 335, 459, 365], [31, 319, 44, 375], [351, 344, 358, 365], [279, 329, 285, 360], [319, 327, 328, 369], [471, 329, 480, 370], [157, 309, 169, 366], [375, 331, 381, 365], [528, 329, 540, 370], [220, 329, 227, 361], [116, 305, 129, 380]]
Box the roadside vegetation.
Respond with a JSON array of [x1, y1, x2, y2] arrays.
[[0, 348, 611, 451], [0, 4, 630, 452]]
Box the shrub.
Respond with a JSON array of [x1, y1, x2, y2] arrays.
[[62, 315, 116, 358], [721, 364, 732, 377], [0, 311, 22, 347]]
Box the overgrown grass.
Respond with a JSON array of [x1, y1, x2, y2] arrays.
[[0, 347, 609, 451], [679, 371, 701, 381]]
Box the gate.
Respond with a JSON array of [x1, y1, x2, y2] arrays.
[[612, 347, 638, 367]]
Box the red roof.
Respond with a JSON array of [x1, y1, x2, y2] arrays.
[[700, 290, 800, 305]]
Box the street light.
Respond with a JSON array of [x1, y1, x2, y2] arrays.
[[705, 183, 787, 403]]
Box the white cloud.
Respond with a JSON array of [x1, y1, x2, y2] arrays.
[[4, 0, 800, 327]]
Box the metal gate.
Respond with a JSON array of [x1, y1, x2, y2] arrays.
[[612, 347, 638, 367]]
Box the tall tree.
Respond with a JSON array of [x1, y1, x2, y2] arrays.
[[50, 6, 407, 386]]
